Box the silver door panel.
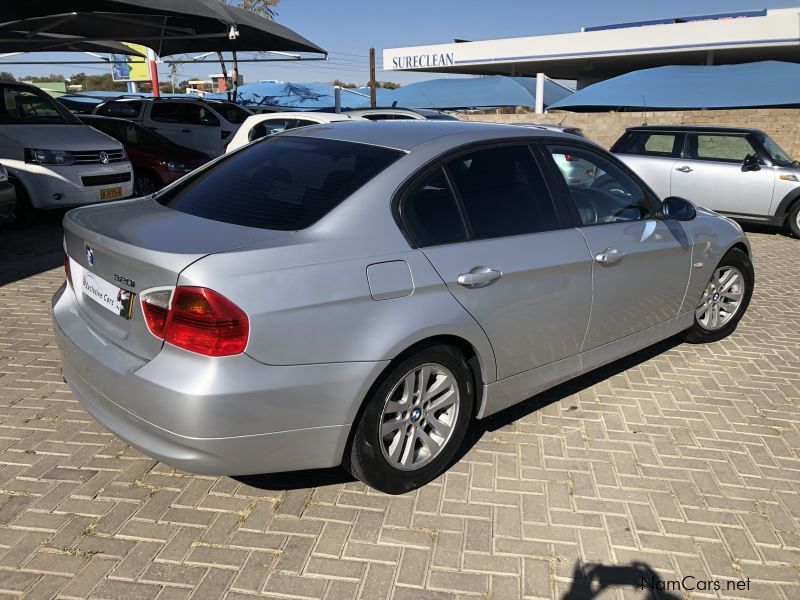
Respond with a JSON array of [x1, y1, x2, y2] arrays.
[[422, 229, 592, 380], [670, 159, 774, 215]]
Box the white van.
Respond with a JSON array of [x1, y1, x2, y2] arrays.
[[0, 81, 133, 225]]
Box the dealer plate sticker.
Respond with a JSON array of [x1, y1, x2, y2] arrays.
[[81, 269, 135, 319]]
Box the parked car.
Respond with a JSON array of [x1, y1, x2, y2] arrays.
[[510, 123, 594, 184], [0, 81, 133, 226], [511, 123, 587, 138], [612, 125, 800, 237], [54, 121, 753, 494], [79, 115, 212, 196], [0, 163, 15, 225], [345, 107, 426, 120], [225, 111, 359, 153], [92, 97, 251, 157]]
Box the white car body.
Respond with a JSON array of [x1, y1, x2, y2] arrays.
[[225, 112, 359, 153], [93, 98, 251, 157], [0, 82, 133, 210]]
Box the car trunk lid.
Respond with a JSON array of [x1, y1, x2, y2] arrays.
[[63, 197, 293, 360]]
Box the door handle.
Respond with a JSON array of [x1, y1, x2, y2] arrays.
[[595, 248, 625, 265], [675, 166, 693, 173], [181, 129, 192, 133], [457, 266, 502, 288]]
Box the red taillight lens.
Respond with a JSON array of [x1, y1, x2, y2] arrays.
[[64, 252, 70, 281], [141, 287, 248, 357], [564, 154, 579, 162]]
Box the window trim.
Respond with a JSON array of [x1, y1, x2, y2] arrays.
[[538, 141, 664, 229], [393, 139, 571, 248], [680, 132, 763, 165]]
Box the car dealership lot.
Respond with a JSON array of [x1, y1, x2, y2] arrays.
[[0, 224, 798, 599]]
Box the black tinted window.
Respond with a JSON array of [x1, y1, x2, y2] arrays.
[[96, 100, 142, 118], [548, 145, 652, 226], [402, 169, 466, 247], [157, 136, 403, 230], [620, 132, 680, 157], [447, 145, 559, 239]]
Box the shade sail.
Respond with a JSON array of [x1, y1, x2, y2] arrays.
[[549, 61, 800, 111], [356, 76, 574, 110], [0, 1, 325, 57], [0, 32, 144, 56], [207, 82, 362, 110]]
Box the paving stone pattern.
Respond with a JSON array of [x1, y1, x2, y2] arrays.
[[0, 223, 798, 599]]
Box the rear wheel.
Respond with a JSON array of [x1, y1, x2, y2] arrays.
[[345, 345, 474, 494], [787, 201, 800, 238], [681, 248, 753, 344]]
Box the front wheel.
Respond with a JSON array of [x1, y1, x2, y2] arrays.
[[681, 247, 754, 344], [787, 201, 800, 238], [345, 345, 474, 494]]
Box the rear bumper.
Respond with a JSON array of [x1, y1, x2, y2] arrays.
[[52, 284, 388, 476]]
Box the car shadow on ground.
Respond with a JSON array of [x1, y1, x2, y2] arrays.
[[236, 335, 682, 492], [561, 560, 683, 600], [0, 211, 65, 286]]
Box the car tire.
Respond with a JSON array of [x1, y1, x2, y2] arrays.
[[344, 345, 474, 494], [7, 179, 35, 228], [681, 247, 754, 344], [787, 201, 800, 238], [133, 173, 161, 197]]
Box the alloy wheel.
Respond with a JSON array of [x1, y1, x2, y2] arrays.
[[696, 266, 745, 331], [379, 363, 460, 471]]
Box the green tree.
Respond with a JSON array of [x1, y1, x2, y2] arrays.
[[376, 81, 401, 89], [332, 79, 357, 89], [0, 71, 15, 82]]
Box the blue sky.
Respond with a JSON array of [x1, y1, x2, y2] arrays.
[[3, 0, 799, 85]]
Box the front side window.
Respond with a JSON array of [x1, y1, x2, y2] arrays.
[[446, 145, 560, 240], [96, 100, 142, 118], [157, 136, 403, 230], [401, 168, 466, 247], [548, 145, 652, 226], [248, 118, 293, 141], [207, 101, 250, 124], [684, 134, 758, 163], [0, 83, 79, 125]]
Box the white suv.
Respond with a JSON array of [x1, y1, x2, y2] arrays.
[[93, 97, 251, 156], [0, 81, 133, 225]]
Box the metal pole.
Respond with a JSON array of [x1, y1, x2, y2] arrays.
[[535, 72, 545, 114], [232, 50, 239, 102], [369, 47, 377, 108], [216, 51, 231, 101], [334, 86, 341, 113], [147, 47, 160, 98]]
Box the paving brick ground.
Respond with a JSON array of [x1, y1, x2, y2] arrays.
[[0, 220, 798, 599]]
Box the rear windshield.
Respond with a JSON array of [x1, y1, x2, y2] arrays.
[[157, 136, 403, 230]]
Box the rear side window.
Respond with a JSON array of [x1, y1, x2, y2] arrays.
[[96, 100, 142, 118], [619, 132, 680, 157], [157, 136, 403, 230], [249, 118, 293, 141], [446, 145, 560, 240], [401, 168, 467, 247]]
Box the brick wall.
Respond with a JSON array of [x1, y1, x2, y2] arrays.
[[456, 109, 800, 156]]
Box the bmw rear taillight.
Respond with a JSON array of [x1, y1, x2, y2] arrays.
[[64, 252, 70, 281], [141, 287, 248, 357]]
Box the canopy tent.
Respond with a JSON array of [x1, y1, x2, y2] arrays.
[[0, 33, 144, 56], [0, 1, 326, 57], [549, 61, 800, 111], [206, 82, 364, 110], [209, 76, 573, 111]]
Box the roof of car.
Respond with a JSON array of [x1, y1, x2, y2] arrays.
[[625, 124, 766, 135], [245, 111, 354, 122], [281, 119, 572, 151]]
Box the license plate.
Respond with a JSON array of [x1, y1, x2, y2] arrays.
[[100, 186, 123, 200], [79, 267, 135, 319]]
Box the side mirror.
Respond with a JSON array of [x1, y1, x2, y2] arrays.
[[742, 154, 761, 171], [662, 196, 697, 221], [0, 164, 7, 183]]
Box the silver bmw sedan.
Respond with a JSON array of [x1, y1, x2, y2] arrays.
[[53, 121, 753, 494]]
